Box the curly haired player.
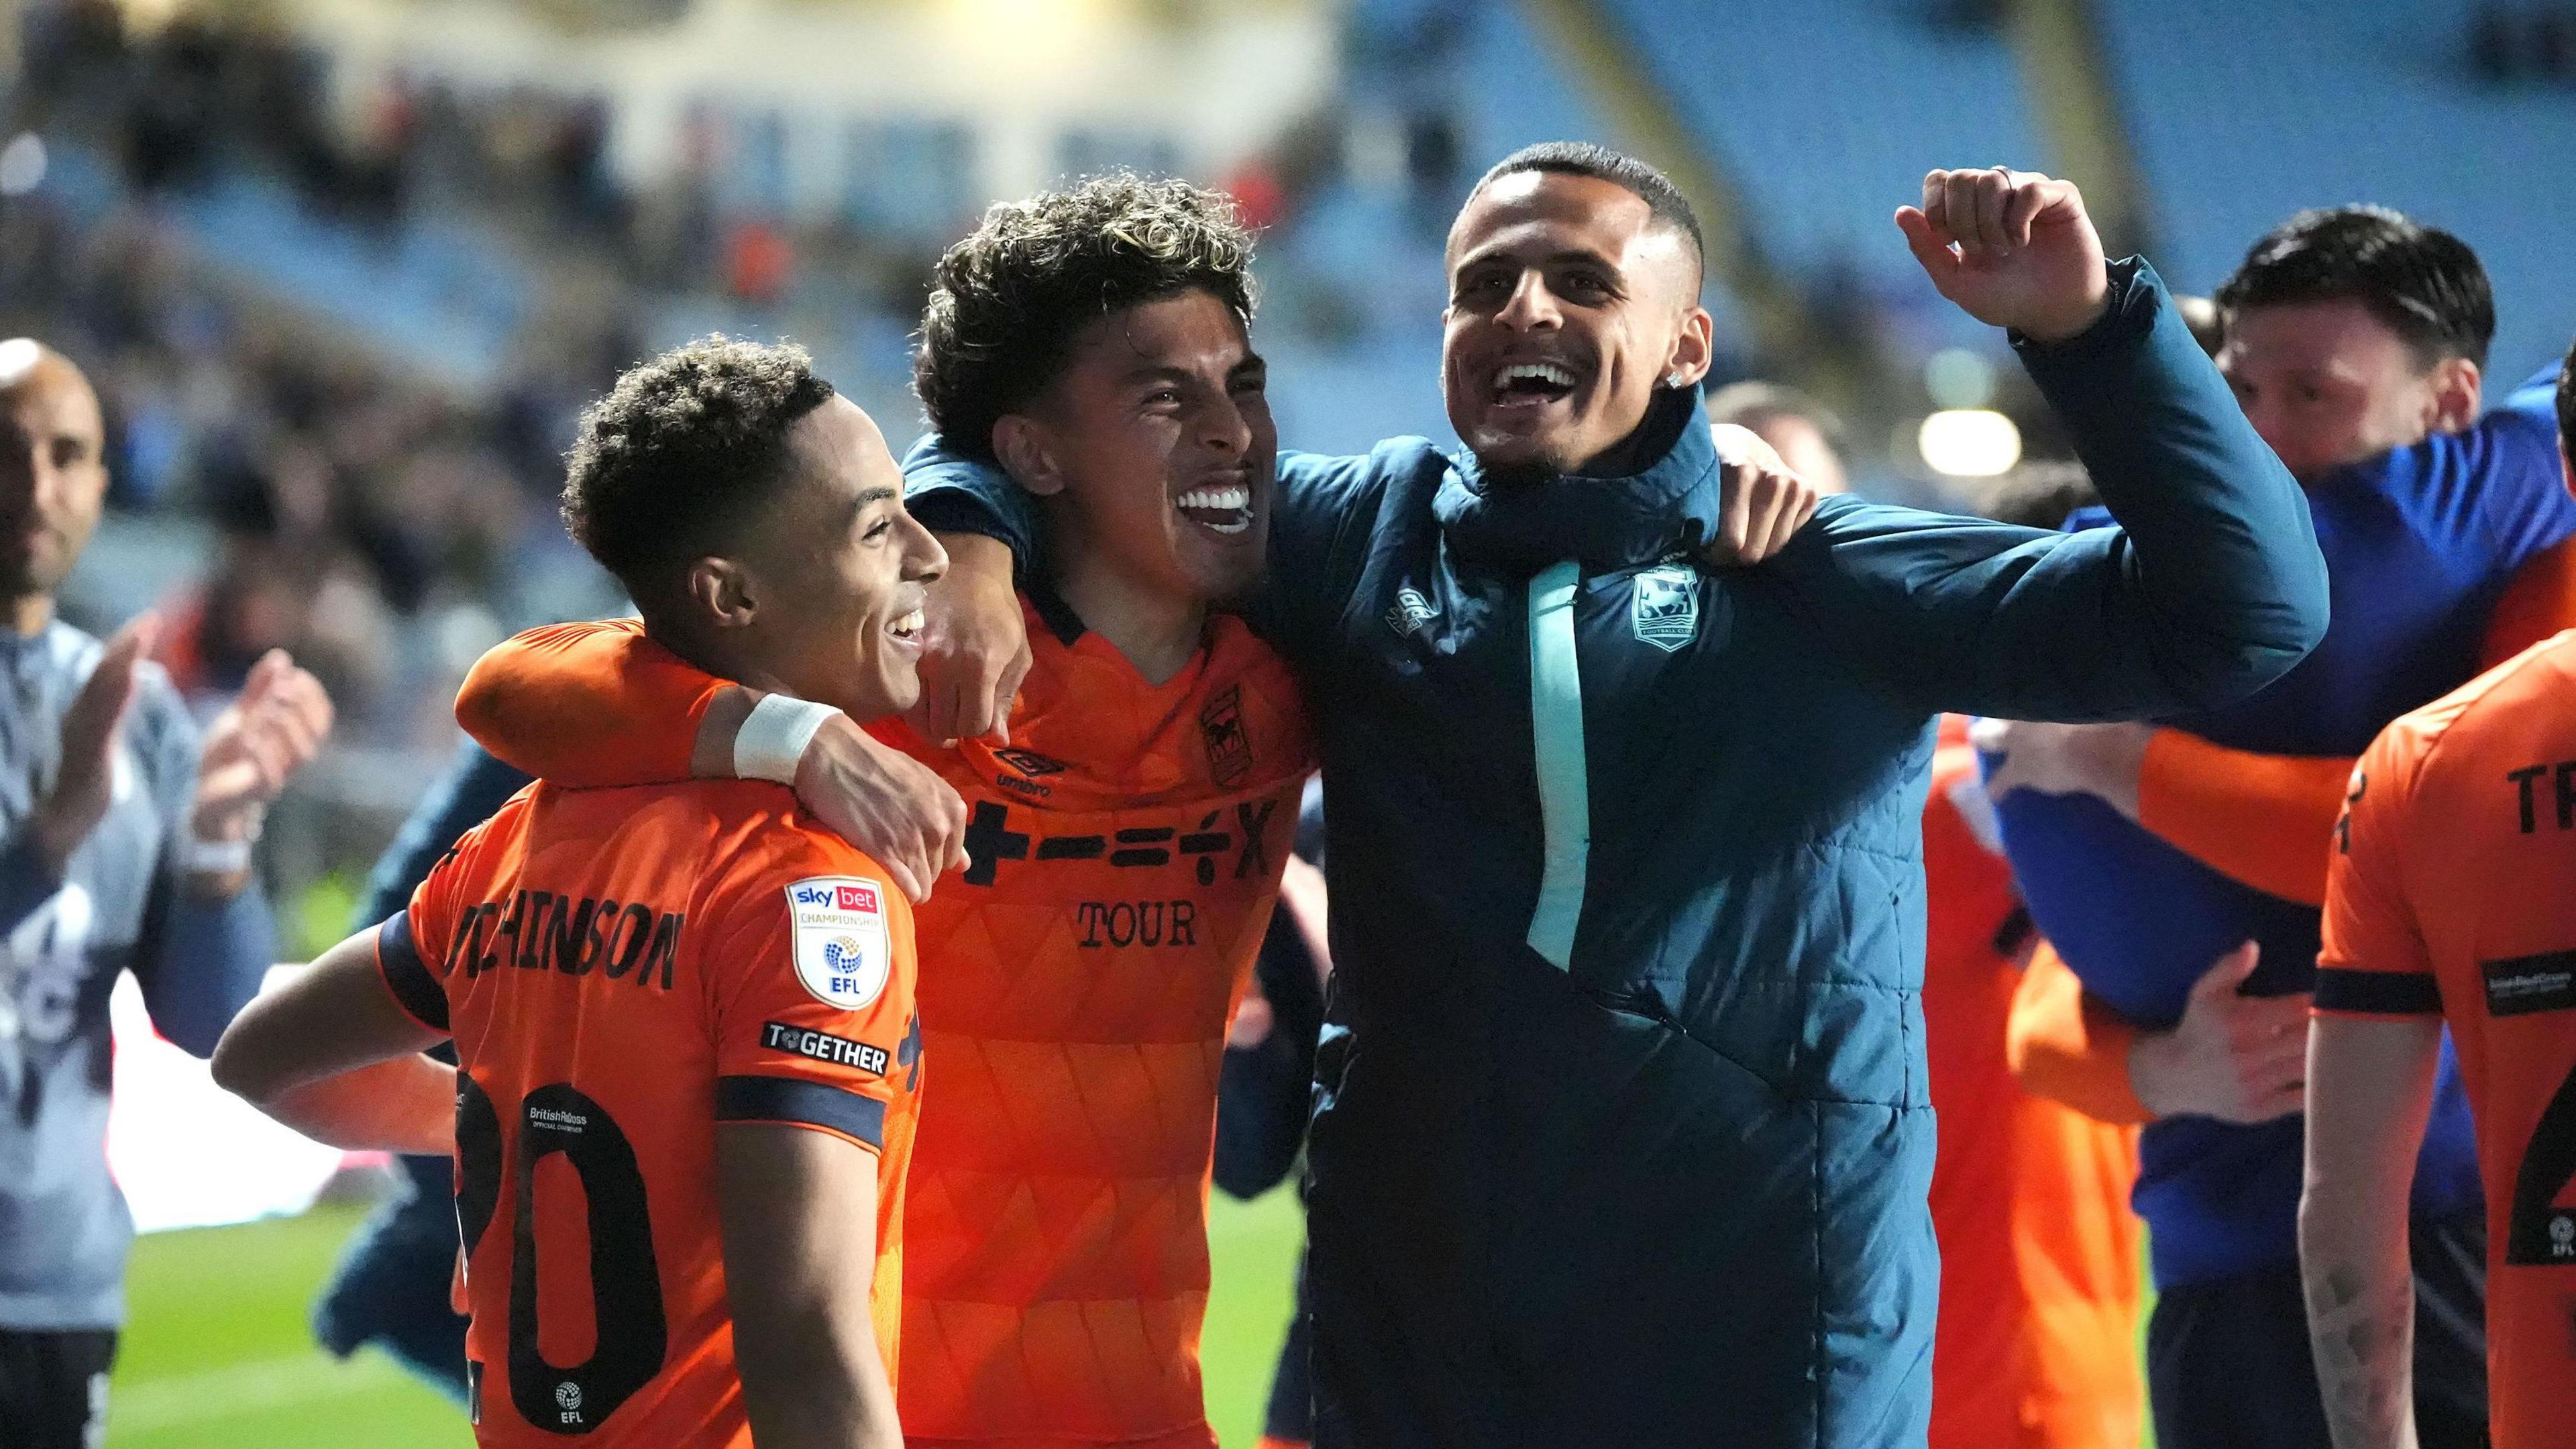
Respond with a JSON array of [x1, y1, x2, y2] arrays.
[[216, 340, 940, 1449]]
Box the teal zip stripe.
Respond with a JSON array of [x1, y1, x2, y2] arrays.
[[1525, 559, 1589, 971]]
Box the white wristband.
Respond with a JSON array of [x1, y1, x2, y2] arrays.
[[733, 695, 839, 786]]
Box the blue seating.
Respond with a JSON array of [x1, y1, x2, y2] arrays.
[[2098, 0, 2576, 380]]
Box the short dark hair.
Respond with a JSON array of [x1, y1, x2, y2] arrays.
[[561, 336, 835, 608], [2215, 206, 2493, 370], [1468, 142, 1705, 282], [1705, 380, 1845, 456], [915, 173, 1257, 464]]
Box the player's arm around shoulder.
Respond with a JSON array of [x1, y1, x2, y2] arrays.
[[700, 837, 916, 1449]]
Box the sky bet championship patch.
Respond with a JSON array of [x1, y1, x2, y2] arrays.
[[786, 876, 891, 1010]]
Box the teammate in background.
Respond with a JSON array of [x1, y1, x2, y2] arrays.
[[0, 339, 331, 1449], [1704, 380, 1851, 496], [308, 741, 529, 1402], [2301, 341, 2576, 1449], [213, 340, 936, 1449], [1981, 209, 2576, 1448], [1210, 788, 1329, 1449], [1921, 462, 2145, 1449]]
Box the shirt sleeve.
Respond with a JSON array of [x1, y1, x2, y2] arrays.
[[127, 667, 276, 1057], [702, 850, 918, 1154], [2471, 368, 2576, 569], [2481, 535, 2576, 669], [2315, 737, 2440, 1018], [2133, 731, 2349, 908], [375, 816, 485, 1036], [1765, 260, 2330, 722], [454, 620, 717, 788], [2005, 936, 2153, 1126], [2130, 490, 2576, 905]]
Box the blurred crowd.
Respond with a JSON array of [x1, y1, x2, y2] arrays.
[[2, 5, 647, 764]]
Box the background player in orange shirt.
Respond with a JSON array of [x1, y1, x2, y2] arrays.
[[209, 339, 945, 1449], [2302, 342, 2576, 1449], [1919, 464, 2147, 1449]]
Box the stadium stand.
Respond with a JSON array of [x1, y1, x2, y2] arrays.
[[2097, 0, 2576, 379]]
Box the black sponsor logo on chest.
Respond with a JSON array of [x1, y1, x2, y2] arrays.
[[961, 799, 1278, 890], [445, 890, 684, 991]]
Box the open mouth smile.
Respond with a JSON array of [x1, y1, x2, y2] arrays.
[[1488, 360, 1580, 409], [1176, 481, 1254, 536]]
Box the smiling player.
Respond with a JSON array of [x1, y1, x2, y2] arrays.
[[215, 339, 938, 1449], [455, 178, 1315, 1449], [451, 170, 1827, 1449]]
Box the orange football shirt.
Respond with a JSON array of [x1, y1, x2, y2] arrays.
[[378, 777, 922, 1448], [458, 608, 1313, 1449], [1921, 728, 2145, 1449], [2318, 629, 2576, 1449]]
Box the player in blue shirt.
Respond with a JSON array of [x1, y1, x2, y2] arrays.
[[1980, 209, 2576, 1448]]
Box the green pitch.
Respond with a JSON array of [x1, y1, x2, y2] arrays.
[[107, 1186, 1310, 1448]]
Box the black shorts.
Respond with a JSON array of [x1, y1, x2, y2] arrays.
[[0, 1328, 116, 1449], [2146, 1212, 2489, 1449]]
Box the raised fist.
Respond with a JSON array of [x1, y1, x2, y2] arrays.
[[1894, 167, 2111, 343]]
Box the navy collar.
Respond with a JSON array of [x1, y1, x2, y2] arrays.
[[1434, 388, 1722, 577]]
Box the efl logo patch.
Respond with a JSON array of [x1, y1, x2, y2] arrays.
[[1631, 565, 1699, 652], [786, 876, 890, 1010]]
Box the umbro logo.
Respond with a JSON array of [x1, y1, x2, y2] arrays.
[[1386, 586, 1439, 638], [992, 748, 1067, 777]]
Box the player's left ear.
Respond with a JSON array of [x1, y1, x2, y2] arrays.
[[684, 555, 759, 633], [991, 415, 1067, 498], [2424, 354, 2481, 435], [1661, 305, 1715, 391]]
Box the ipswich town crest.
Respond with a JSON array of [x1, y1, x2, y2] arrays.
[[1631, 565, 1700, 652]]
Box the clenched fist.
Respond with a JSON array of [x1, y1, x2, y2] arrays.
[[1895, 168, 2111, 343]]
